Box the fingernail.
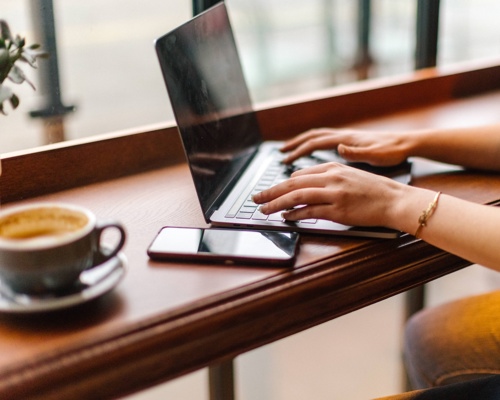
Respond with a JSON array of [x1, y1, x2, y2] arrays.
[[258, 205, 267, 214]]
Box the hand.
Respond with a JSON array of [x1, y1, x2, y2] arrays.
[[252, 162, 411, 228], [280, 128, 412, 166]]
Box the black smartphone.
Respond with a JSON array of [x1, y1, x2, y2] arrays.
[[147, 227, 300, 266]]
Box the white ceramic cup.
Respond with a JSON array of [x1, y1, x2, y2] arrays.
[[0, 202, 126, 295]]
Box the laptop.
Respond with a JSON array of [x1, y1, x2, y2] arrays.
[[154, 1, 412, 239]]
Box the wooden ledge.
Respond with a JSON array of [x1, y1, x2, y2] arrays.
[[2, 58, 500, 203]]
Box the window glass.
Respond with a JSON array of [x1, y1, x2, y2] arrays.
[[439, 0, 500, 65], [2, 1, 499, 154], [370, 1, 415, 77], [2, 0, 191, 153], [230, 0, 415, 102]]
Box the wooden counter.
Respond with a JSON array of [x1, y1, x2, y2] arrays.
[[1, 59, 500, 399]]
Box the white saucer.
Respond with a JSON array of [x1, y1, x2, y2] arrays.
[[0, 252, 127, 314]]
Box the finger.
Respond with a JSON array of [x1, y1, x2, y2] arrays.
[[281, 204, 332, 222], [281, 144, 317, 164], [253, 163, 349, 210], [338, 144, 406, 166], [280, 129, 326, 152], [290, 162, 343, 177], [258, 187, 332, 215], [337, 144, 373, 163], [253, 173, 328, 205], [282, 139, 342, 164]]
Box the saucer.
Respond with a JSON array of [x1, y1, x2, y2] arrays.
[[0, 252, 127, 314]]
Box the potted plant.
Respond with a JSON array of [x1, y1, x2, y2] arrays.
[[0, 19, 47, 115]]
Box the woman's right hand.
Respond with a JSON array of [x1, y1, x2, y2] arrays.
[[253, 161, 419, 229], [280, 128, 414, 166]]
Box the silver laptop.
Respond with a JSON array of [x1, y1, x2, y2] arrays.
[[154, 1, 411, 239]]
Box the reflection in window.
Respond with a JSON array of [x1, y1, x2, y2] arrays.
[[230, 0, 417, 102], [1, 0, 500, 154]]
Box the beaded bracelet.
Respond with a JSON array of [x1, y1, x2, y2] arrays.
[[414, 192, 441, 238]]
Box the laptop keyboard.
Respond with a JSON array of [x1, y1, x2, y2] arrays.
[[225, 153, 321, 224]]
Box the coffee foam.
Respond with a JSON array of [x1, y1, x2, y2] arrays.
[[0, 207, 88, 240]]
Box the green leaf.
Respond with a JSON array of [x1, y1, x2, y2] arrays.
[[0, 20, 13, 42], [24, 75, 35, 90], [14, 35, 25, 49], [7, 64, 26, 84], [0, 48, 9, 69], [25, 47, 48, 58], [20, 51, 36, 67], [0, 20, 46, 113], [0, 83, 12, 103], [19, 47, 48, 67], [9, 92, 19, 109], [0, 85, 17, 115], [9, 65, 36, 90]]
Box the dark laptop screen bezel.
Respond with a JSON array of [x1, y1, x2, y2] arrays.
[[155, 2, 263, 221]]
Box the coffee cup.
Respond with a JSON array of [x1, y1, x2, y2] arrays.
[[0, 202, 126, 295]]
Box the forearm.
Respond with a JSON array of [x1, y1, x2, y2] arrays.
[[390, 187, 500, 271], [408, 124, 500, 171]]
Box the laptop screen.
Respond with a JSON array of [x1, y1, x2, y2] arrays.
[[155, 2, 262, 219]]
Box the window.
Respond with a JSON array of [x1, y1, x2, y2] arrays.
[[2, 0, 190, 153], [2, 0, 500, 154], [440, 0, 500, 65]]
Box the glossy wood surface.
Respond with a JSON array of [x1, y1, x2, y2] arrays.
[[1, 60, 500, 399]]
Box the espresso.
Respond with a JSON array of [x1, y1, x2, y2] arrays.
[[0, 207, 88, 239]]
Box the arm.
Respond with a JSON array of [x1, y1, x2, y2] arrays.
[[281, 124, 500, 171], [407, 193, 500, 271], [252, 164, 500, 272], [410, 125, 500, 171]]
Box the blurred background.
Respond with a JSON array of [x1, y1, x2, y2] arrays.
[[2, 0, 500, 153]]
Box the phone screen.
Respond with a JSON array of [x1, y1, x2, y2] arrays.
[[147, 227, 299, 266]]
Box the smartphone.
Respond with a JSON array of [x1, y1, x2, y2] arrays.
[[147, 227, 300, 266]]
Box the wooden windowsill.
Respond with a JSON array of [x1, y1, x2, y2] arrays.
[[3, 57, 500, 203]]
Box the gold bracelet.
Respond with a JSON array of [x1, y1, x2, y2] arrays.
[[414, 192, 441, 238]]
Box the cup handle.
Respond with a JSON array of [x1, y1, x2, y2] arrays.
[[91, 221, 126, 267]]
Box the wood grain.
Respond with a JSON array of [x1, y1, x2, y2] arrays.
[[1, 59, 500, 399]]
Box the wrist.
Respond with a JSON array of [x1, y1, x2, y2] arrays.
[[404, 129, 434, 159], [386, 185, 437, 235]]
